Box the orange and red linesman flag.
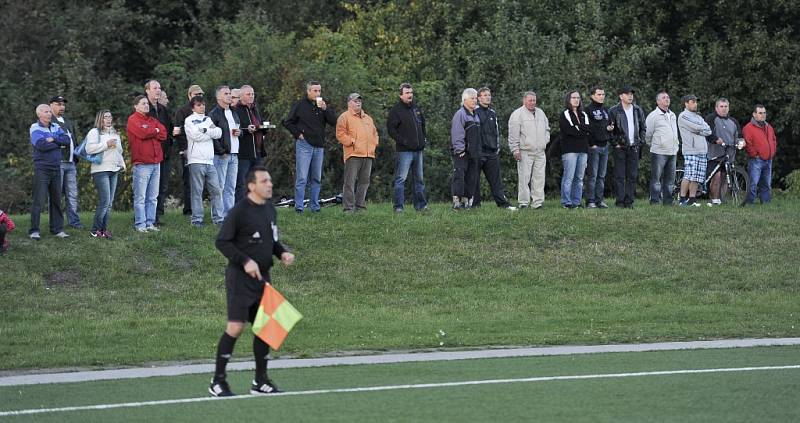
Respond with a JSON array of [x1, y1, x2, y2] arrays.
[[252, 284, 303, 350]]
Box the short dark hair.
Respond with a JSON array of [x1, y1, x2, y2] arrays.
[[590, 85, 604, 95], [306, 80, 321, 89], [399, 83, 413, 94], [478, 87, 491, 95], [753, 104, 766, 112], [656, 91, 669, 102], [215, 85, 230, 97], [246, 165, 269, 185], [132, 95, 147, 106], [190, 95, 205, 108]]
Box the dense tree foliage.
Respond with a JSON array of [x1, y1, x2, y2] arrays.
[[2, 0, 797, 212]]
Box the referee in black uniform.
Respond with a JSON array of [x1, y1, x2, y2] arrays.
[[209, 165, 295, 397]]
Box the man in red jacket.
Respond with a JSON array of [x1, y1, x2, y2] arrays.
[[127, 95, 167, 232], [742, 104, 777, 205]]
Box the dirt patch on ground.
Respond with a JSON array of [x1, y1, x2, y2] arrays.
[[45, 270, 82, 288], [165, 248, 192, 271]]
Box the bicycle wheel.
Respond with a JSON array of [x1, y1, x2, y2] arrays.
[[722, 167, 750, 206], [672, 168, 684, 202]]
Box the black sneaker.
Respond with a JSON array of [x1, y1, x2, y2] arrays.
[[209, 379, 235, 397], [250, 379, 282, 395]]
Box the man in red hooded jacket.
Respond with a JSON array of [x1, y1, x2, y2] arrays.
[[127, 95, 167, 232], [742, 104, 777, 205]]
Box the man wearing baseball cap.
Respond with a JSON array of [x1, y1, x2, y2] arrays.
[[336, 93, 379, 212], [607, 86, 646, 208], [677, 94, 713, 206], [49, 95, 84, 229]]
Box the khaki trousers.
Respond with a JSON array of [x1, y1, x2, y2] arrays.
[[517, 149, 546, 207]]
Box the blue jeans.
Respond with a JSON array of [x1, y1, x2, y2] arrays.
[[649, 153, 676, 205], [92, 171, 118, 231], [393, 151, 427, 210], [60, 162, 81, 227], [294, 139, 324, 212], [30, 167, 63, 234], [189, 163, 224, 224], [585, 145, 608, 204], [133, 163, 160, 229], [560, 152, 587, 207], [746, 157, 772, 204], [214, 154, 238, 216]]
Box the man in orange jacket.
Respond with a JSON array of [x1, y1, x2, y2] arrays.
[[742, 104, 778, 205], [336, 93, 378, 212], [127, 95, 167, 232]]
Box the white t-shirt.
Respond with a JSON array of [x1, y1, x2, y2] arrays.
[[624, 106, 635, 145], [224, 108, 239, 154]]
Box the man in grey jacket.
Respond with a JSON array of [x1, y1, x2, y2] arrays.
[[677, 95, 712, 206], [704, 98, 740, 206], [645, 91, 679, 205]]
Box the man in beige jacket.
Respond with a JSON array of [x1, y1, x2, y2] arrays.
[[336, 93, 379, 212], [508, 91, 550, 208]]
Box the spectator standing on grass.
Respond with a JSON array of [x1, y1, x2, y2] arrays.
[[283, 81, 337, 213], [558, 90, 591, 209], [127, 95, 167, 232], [704, 98, 740, 206], [208, 85, 241, 217], [645, 91, 679, 206], [236, 85, 268, 202], [387, 82, 429, 212], [473, 87, 514, 209], [508, 91, 550, 209], [585, 86, 614, 208], [146, 80, 173, 226], [184, 96, 224, 227], [84, 110, 126, 239], [677, 94, 712, 207], [50, 95, 83, 229], [336, 93, 378, 213], [174, 85, 205, 216], [29, 104, 70, 240], [450, 88, 482, 210], [742, 104, 777, 205], [210, 166, 295, 397], [608, 86, 646, 208], [0, 209, 15, 254]]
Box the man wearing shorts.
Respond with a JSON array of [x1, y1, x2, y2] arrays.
[[210, 166, 295, 397], [677, 95, 712, 206]]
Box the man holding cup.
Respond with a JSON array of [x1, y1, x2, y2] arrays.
[[209, 85, 241, 216], [282, 81, 337, 213], [234, 85, 267, 202]]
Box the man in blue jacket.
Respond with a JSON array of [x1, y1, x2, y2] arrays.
[[29, 104, 71, 240]]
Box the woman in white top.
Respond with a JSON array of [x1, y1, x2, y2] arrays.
[[85, 110, 126, 239]]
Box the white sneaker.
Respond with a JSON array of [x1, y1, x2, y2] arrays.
[[146, 225, 160, 232], [29, 232, 41, 240], [54, 231, 70, 238], [505, 206, 518, 211], [136, 227, 149, 233]]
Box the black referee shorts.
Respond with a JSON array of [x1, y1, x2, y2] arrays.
[[227, 292, 260, 323]]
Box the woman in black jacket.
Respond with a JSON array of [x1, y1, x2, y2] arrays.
[[558, 90, 591, 208]]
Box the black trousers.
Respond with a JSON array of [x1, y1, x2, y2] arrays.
[[451, 154, 479, 198], [472, 154, 511, 207], [182, 154, 192, 214], [613, 146, 639, 206], [156, 155, 171, 220]]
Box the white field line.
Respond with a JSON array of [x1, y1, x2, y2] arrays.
[[2, 337, 799, 387], [1, 365, 798, 417]]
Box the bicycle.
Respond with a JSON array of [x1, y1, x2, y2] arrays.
[[673, 143, 750, 205]]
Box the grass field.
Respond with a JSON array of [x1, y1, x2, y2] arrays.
[[1, 346, 798, 422], [2, 200, 799, 370]]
